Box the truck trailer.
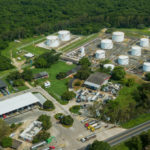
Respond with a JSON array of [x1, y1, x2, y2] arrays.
[[87, 123, 98, 130], [81, 118, 89, 123], [81, 133, 96, 142], [84, 120, 97, 127], [91, 125, 101, 132]]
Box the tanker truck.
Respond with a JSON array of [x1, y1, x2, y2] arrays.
[[91, 124, 101, 132], [87, 123, 98, 130], [84, 120, 97, 127], [81, 133, 96, 142]]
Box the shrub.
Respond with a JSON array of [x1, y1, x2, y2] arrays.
[[54, 113, 63, 120], [145, 73, 150, 81], [56, 72, 67, 80], [61, 91, 76, 100], [60, 115, 74, 126], [10, 123, 16, 128], [1, 137, 12, 148], [74, 81, 81, 86], [69, 105, 81, 114], [137, 24, 145, 29]]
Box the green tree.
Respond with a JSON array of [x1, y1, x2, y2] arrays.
[[56, 72, 67, 79], [126, 78, 135, 87], [38, 115, 52, 130], [120, 78, 127, 85], [137, 24, 145, 29], [145, 73, 150, 81], [7, 71, 21, 81], [61, 91, 76, 100], [131, 136, 142, 150], [90, 140, 110, 150], [34, 58, 47, 68], [1, 137, 12, 148], [61, 115, 74, 126], [22, 68, 33, 81], [43, 100, 55, 110], [79, 57, 91, 67], [111, 66, 126, 80], [33, 130, 50, 144], [0, 119, 10, 141], [74, 81, 81, 86], [10, 123, 16, 128]]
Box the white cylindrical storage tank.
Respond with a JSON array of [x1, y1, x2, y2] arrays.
[[96, 50, 105, 59], [118, 55, 129, 65], [131, 46, 141, 56], [143, 62, 150, 72], [80, 47, 85, 54], [112, 31, 124, 42], [104, 64, 115, 71], [58, 30, 70, 41], [140, 38, 149, 47], [46, 36, 59, 47], [101, 39, 113, 49]]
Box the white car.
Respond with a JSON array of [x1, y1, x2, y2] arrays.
[[9, 133, 15, 137]]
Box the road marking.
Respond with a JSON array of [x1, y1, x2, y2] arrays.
[[108, 123, 150, 143], [70, 127, 75, 131]]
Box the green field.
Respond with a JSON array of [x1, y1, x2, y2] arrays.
[[115, 82, 140, 108], [116, 28, 150, 38], [31, 61, 76, 104]]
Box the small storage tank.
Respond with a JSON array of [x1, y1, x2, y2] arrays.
[[96, 50, 105, 59], [112, 31, 124, 42], [143, 62, 150, 72], [58, 30, 70, 41], [46, 36, 59, 47], [104, 64, 115, 71], [101, 39, 113, 49], [118, 55, 129, 65], [140, 38, 149, 47], [80, 47, 85, 54], [131, 46, 141, 56]]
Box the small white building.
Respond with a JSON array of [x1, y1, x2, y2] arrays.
[[19, 121, 43, 142], [24, 53, 35, 58], [44, 81, 51, 88]]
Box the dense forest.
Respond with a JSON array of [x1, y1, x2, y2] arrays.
[[0, 0, 150, 42]]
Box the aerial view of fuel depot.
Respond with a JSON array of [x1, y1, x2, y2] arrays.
[[1, 1, 150, 150]]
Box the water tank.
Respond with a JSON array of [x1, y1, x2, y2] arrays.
[[118, 55, 129, 65], [58, 30, 70, 41], [96, 50, 105, 59], [140, 38, 149, 47], [143, 62, 150, 72], [101, 39, 113, 49], [112, 32, 124, 42], [131, 46, 141, 56], [104, 64, 115, 71], [80, 47, 85, 54], [46, 36, 59, 47]]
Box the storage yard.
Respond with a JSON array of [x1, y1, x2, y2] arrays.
[[64, 31, 150, 75]]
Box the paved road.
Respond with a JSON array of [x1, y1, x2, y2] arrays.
[[104, 120, 150, 146]]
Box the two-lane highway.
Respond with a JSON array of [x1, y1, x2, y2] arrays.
[[104, 120, 150, 146]]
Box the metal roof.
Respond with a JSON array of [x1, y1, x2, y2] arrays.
[[66, 65, 82, 76], [84, 72, 111, 87], [0, 92, 40, 115], [34, 93, 47, 105], [34, 71, 48, 79], [0, 79, 7, 88]]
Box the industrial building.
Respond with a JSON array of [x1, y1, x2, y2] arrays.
[[66, 65, 82, 77], [0, 79, 7, 89], [34, 71, 49, 79], [84, 72, 111, 90], [0, 92, 46, 119], [19, 121, 43, 142], [11, 139, 22, 149]]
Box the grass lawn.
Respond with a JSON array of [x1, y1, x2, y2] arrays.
[[115, 82, 140, 108], [31, 61, 76, 104]]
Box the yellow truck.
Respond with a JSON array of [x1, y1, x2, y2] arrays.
[[87, 123, 98, 130]]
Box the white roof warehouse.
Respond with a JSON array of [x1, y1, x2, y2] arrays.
[[0, 92, 45, 116]]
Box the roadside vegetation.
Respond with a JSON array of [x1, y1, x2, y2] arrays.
[[69, 105, 81, 114]]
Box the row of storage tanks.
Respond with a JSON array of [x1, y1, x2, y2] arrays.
[[46, 30, 70, 47], [101, 31, 149, 49]]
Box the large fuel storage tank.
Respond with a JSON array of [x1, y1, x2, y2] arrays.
[[103, 64, 115, 71], [118, 55, 129, 65], [143, 62, 150, 72], [140, 38, 149, 47], [46, 36, 59, 47], [58, 30, 70, 41], [112, 31, 124, 42], [80, 47, 85, 54], [96, 50, 105, 59], [131, 46, 141, 56], [101, 39, 113, 49]]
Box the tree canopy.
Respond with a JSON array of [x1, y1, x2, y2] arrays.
[[56, 72, 67, 80], [1, 137, 12, 148], [90, 140, 110, 150], [61, 91, 76, 100], [60, 115, 74, 126], [79, 57, 91, 67], [43, 100, 55, 110]]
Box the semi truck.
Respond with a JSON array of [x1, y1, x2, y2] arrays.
[[81, 118, 89, 123], [81, 133, 96, 142], [87, 123, 98, 130], [91, 124, 101, 132], [84, 120, 97, 127]]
